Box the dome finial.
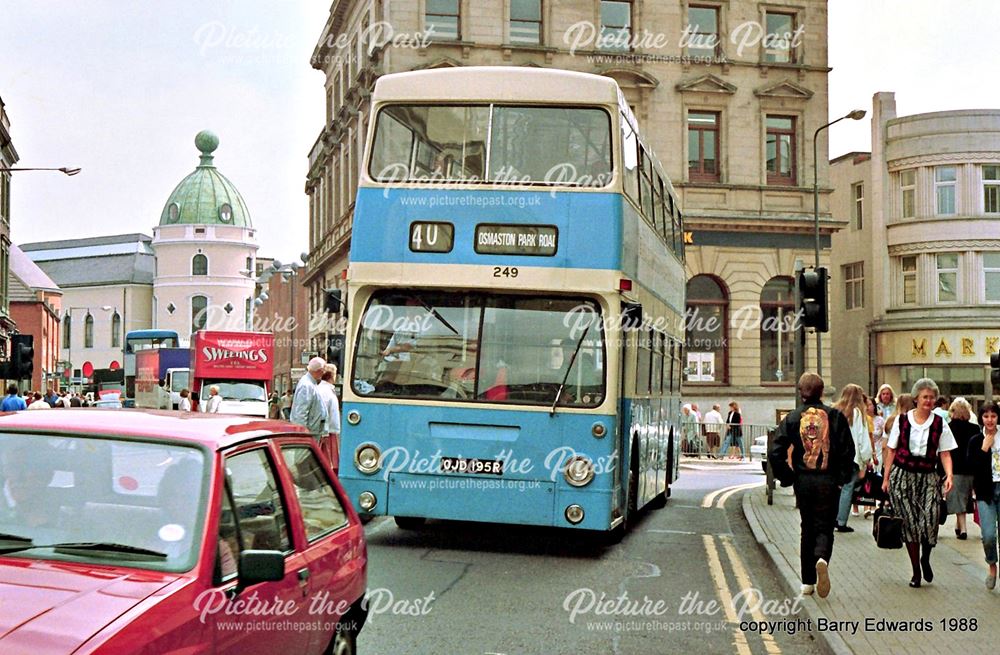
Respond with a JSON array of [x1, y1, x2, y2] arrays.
[[195, 130, 219, 166]]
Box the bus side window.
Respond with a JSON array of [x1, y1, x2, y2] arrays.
[[635, 328, 652, 396]]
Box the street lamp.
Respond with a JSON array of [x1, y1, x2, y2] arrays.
[[65, 305, 112, 392], [812, 108, 866, 375], [0, 167, 81, 176]]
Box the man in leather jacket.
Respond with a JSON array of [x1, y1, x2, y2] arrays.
[[769, 372, 855, 598]]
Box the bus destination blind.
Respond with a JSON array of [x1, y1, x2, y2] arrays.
[[474, 224, 558, 256]]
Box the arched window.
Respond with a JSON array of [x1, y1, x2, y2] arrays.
[[192, 254, 208, 276], [191, 295, 208, 334], [111, 312, 122, 348], [760, 276, 796, 383], [84, 313, 94, 349], [685, 275, 728, 383], [63, 314, 71, 349]]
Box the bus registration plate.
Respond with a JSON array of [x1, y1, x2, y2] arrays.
[[440, 457, 504, 476]]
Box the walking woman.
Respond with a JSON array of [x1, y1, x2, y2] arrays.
[[968, 401, 1000, 589], [947, 398, 979, 540], [876, 384, 896, 420], [723, 401, 743, 460], [881, 378, 956, 588], [834, 384, 876, 531]]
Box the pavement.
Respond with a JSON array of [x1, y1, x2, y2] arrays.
[[744, 482, 1000, 654]]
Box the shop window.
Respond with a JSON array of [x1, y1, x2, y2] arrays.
[[759, 277, 795, 383], [685, 275, 727, 383]]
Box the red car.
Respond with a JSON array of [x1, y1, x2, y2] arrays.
[[0, 410, 368, 654]]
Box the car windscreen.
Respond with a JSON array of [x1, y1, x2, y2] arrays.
[[0, 433, 209, 573]]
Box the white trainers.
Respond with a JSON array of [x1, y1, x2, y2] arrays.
[[816, 559, 831, 598], [800, 584, 815, 596]]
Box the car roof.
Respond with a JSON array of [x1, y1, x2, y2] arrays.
[[0, 409, 311, 450]]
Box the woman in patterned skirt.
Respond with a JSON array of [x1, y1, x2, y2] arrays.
[[881, 378, 956, 588]]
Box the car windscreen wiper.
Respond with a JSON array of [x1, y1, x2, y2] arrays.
[[550, 323, 591, 416], [408, 296, 459, 336], [0, 532, 33, 546], [0, 540, 168, 559]]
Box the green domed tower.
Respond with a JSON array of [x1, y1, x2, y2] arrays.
[[158, 130, 252, 227], [152, 131, 259, 340]]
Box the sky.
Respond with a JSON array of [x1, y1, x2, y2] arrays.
[[2, 0, 1000, 261]]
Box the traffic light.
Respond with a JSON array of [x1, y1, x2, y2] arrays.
[[9, 334, 33, 381], [326, 333, 345, 373], [991, 352, 1000, 387], [797, 267, 829, 333], [324, 289, 343, 314]]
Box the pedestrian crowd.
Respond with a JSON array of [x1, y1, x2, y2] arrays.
[[769, 372, 1000, 599], [1, 384, 93, 411], [681, 400, 746, 459]]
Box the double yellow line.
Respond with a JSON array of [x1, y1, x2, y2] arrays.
[[702, 481, 765, 509], [701, 481, 781, 654]]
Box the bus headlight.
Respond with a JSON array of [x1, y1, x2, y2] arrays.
[[565, 504, 585, 525], [355, 443, 382, 474], [358, 492, 377, 511], [592, 422, 607, 438], [347, 410, 361, 425], [564, 456, 595, 487]]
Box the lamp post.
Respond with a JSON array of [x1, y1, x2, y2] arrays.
[[0, 167, 81, 176], [812, 109, 866, 376], [65, 305, 112, 393]]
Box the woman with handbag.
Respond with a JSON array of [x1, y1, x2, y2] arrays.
[[946, 398, 980, 540], [881, 378, 957, 588], [722, 400, 743, 460], [834, 384, 876, 532], [967, 401, 1000, 590]]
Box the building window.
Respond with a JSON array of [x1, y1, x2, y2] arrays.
[[510, 0, 542, 44], [111, 313, 121, 348], [936, 253, 958, 302], [844, 262, 864, 310], [765, 115, 796, 186], [599, 0, 632, 50], [764, 11, 796, 63], [984, 165, 1000, 214], [192, 295, 208, 334], [686, 5, 719, 55], [901, 256, 917, 304], [426, 0, 460, 40], [900, 169, 916, 218], [688, 111, 720, 182], [935, 166, 957, 215], [245, 297, 252, 330], [685, 275, 728, 384], [84, 314, 94, 349], [760, 277, 796, 383], [192, 253, 208, 276], [852, 183, 864, 230], [984, 253, 1000, 303], [63, 314, 71, 349]]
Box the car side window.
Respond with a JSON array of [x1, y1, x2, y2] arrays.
[[224, 448, 292, 553], [280, 446, 349, 541], [217, 485, 239, 581]]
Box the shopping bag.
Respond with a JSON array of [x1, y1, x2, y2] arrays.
[[872, 503, 903, 549], [938, 498, 948, 525], [852, 470, 887, 506]]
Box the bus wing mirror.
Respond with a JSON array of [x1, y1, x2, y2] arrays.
[[621, 303, 643, 331]]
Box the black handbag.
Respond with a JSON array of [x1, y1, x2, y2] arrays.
[[852, 470, 888, 506], [873, 503, 903, 549], [938, 498, 949, 525]]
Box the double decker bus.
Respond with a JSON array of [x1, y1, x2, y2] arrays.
[[124, 329, 180, 400], [340, 67, 685, 539]]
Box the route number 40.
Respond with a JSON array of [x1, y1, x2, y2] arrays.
[[409, 222, 454, 253], [493, 267, 519, 278]]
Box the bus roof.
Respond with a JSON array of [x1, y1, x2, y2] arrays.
[[126, 329, 179, 339], [372, 66, 621, 106]]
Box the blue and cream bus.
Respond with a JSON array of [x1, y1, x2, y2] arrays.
[[340, 67, 685, 539], [124, 329, 181, 400]]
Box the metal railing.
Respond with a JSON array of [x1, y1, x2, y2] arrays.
[[679, 422, 774, 461]]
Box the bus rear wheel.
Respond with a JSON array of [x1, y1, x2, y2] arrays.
[[394, 516, 426, 530]]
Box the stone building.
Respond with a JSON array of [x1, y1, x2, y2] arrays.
[[306, 0, 833, 423], [153, 131, 258, 340], [831, 92, 1000, 403]]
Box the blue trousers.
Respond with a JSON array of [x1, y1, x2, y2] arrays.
[[836, 464, 862, 526], [977, 482, 1000, 565]]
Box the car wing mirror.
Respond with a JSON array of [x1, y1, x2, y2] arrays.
[[233, 550, 285, 595]]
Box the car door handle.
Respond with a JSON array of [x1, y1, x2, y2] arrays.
[[297, 567, 311, 596]]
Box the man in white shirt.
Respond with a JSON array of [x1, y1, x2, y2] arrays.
[[703, 404, 724, 458], [27, 392, 51, 410], [316, 366, 342, 473], [290, 357, 328, 438]]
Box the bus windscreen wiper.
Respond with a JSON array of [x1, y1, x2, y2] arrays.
[[550, 324, 591, 416], [409, 296, 459, 336]]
